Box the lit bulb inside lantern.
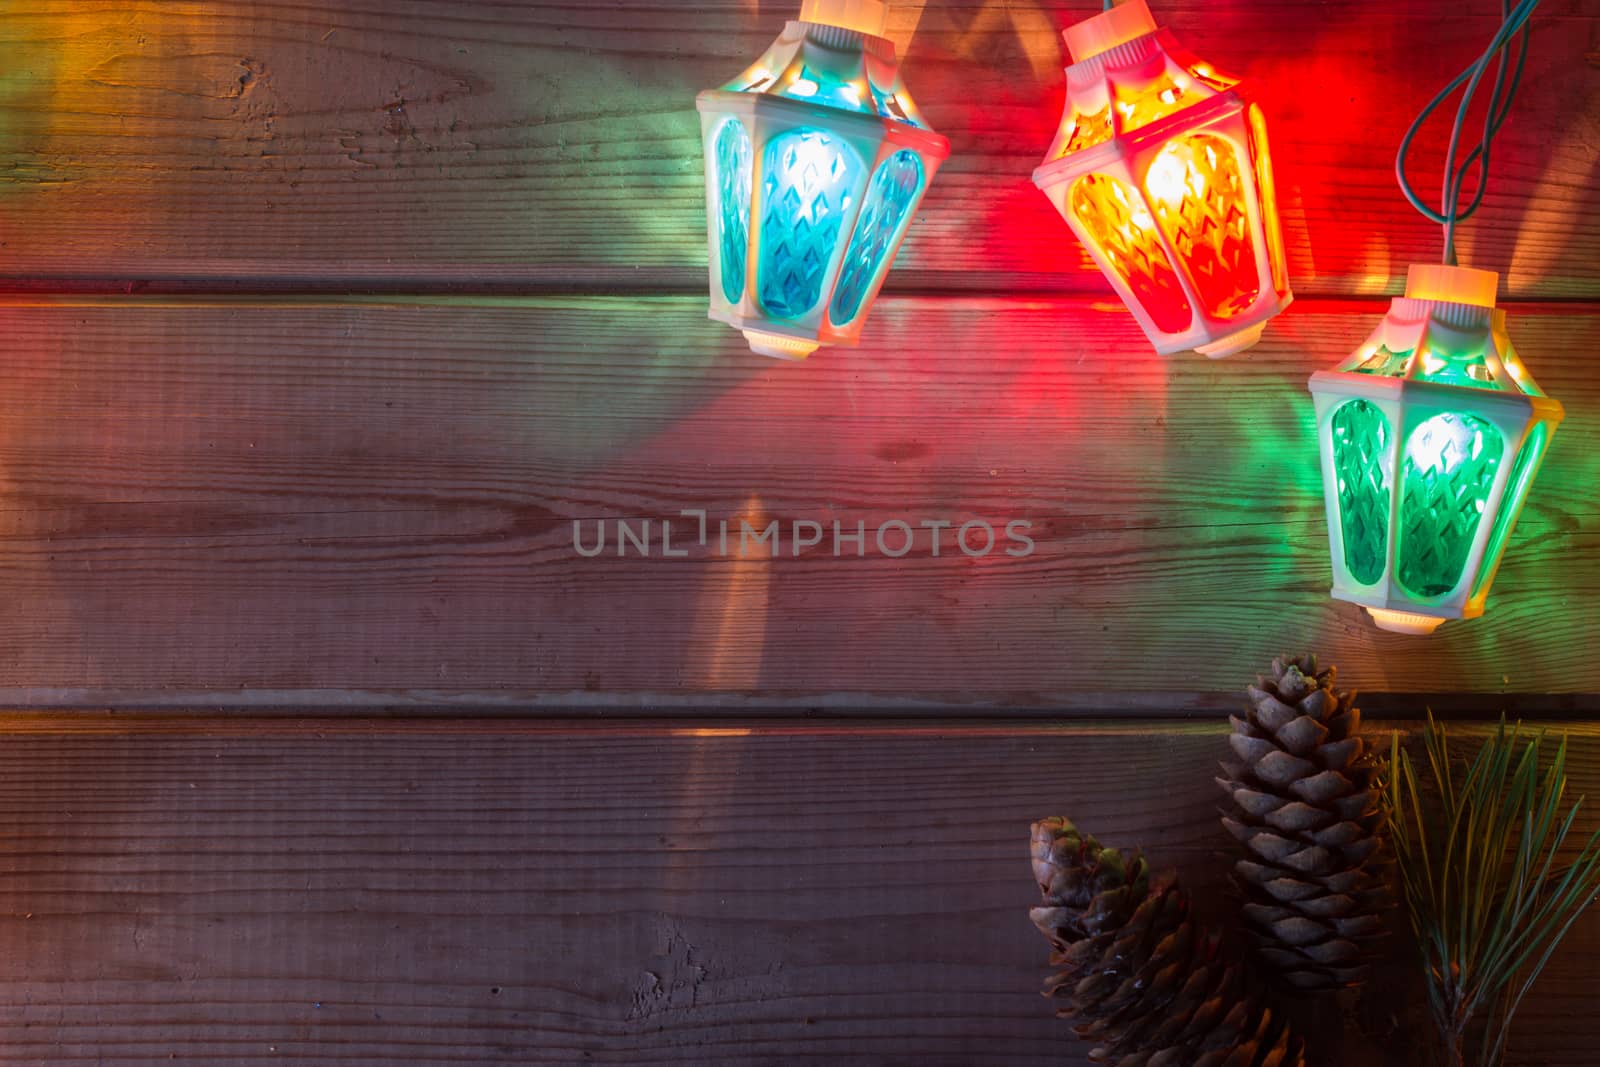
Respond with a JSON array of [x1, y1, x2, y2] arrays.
[[1405, 413, 1486, 478], [1145, 151, 1188, 204], [791, 130, 838, 180]]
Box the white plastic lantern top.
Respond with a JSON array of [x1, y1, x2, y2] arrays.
[[1405, 263, 1498, 308], [1313, 259, 1557, 402], [800, 0, 887, 37], [698, 0, 947, 141], [1034, 1, 1238, 176], [1064, 0, 1158, 63]]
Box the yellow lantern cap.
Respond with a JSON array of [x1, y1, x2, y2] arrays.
[[799, 0, 887, 37], [1064, 0, 1159, 63], [1405, 263, 1498, 308]]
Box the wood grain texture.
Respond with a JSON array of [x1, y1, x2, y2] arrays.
[[0, 715, 1591, 1065], [0, 295, 1592, 708], [0, 2, 1593, 1061], [0, 1, 1594, 297]]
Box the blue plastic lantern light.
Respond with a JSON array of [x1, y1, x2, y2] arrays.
[[696, 0, 950, 360]]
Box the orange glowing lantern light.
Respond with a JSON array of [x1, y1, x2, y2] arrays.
[[1032, 0, 1291, 357]]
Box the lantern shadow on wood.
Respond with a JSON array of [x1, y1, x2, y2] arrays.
[[695, 0, 950, 361], [1308, 265, 1565, 635], [1032, 0, 1291, 358]]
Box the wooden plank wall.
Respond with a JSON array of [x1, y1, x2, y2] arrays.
[[0, 2, 1596, 1063]]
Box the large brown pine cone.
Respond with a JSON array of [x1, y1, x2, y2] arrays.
[[1029, 817, 1306, 1067], [1217, 654, 1386, 990]]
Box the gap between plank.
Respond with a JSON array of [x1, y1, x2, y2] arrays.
[[0, 275, 1590, 307], [0, 712, 1584, 738], [0, 690, 1590, 718], [0, 292, 1587, 312]]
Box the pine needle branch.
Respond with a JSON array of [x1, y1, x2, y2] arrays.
[[1384, 713, 1600, 1067]]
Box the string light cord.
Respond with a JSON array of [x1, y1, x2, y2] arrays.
[[1396, 0, 1539, 266]]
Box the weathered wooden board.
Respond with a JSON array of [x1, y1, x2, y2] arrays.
[[0, 295, 1592, 708], [0, 2, 1593, 1062], [0, 716, 1592, 1066], [0, 1, 1594, 297]]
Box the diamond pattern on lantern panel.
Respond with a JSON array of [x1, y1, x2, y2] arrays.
[[1148, 133, 1261, 321], [830, 150, 924, 326], [1398, 413, 1504, 598], [1471, 422, 1549, 599], [1245, 105, 1288, 297], [1331, 399, 1392, 586], [1069, 174, 1191, 335], [758, 129, 862, 319], [715, 120, 753, 304]]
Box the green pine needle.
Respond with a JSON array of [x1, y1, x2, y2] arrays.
[[1384, 713, 1600, 1067]]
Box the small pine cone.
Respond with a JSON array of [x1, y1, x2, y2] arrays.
[[1217, 653, 1387, 991], [1029, 817, 1306, 1067]]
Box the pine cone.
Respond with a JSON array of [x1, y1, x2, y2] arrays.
[[1217, 653, 1386, 991], [1029, 817, 1306, 1067]]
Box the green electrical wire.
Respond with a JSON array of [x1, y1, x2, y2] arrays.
[[1396, 0, 1541, 266]]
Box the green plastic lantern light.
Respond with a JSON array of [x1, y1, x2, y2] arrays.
[[695, 0, 949, 360], [1309, 0, 1562, 633], [1309, 265, 1563, 634]]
